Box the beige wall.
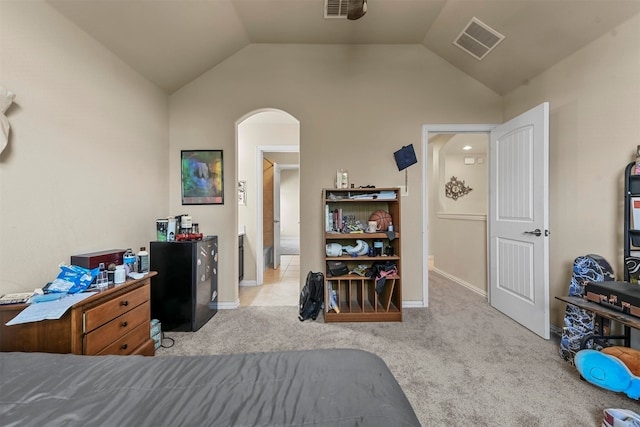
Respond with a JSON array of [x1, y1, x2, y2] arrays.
[[0, 1, 169, 293], [170, 44, 503, 305], [439, 137, 488, 216], [503, 13, 640, 327]]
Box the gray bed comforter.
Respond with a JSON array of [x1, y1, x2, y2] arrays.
[[0, 348, 420, 427]]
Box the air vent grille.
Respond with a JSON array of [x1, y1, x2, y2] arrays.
[[325, 0, 348, 18], [454, 17, 505, 60]]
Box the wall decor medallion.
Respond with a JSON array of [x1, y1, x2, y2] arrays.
[[445, 176, 472, 200]]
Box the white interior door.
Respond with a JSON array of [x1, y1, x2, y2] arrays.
[[489, 102, 550, 339], [273, 163, 281, 269]]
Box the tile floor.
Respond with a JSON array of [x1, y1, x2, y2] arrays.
[[239, 255, 300, 307]]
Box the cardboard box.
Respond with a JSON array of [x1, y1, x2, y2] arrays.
[[150, 323, 161, 337], [152, 332, 162, 349], [151, 319, 162, 349]]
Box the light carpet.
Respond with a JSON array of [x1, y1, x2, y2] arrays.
[[156, 272, 636, 426], [279, 237, 300, 255]]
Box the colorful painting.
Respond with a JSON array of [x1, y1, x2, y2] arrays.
[[181, 150, 224, 205]]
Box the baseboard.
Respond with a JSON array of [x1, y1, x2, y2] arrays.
[[240, 280, 258, 287], [217, 300, 240, 310], [432, 267, 487, 298], [403, 300, 426, 308]]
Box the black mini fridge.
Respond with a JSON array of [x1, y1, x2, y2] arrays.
[[150, 236, 218, 332]]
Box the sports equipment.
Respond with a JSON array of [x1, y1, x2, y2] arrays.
[[325, 243, 342, 257], [559, 254, 615, 364], [369, 210, 392, 231], [344, 240, 369, 256]]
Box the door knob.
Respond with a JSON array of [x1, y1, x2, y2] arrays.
[[524, 229, 542, 236]]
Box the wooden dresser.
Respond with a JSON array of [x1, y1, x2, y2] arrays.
[[0, 272, 156, 356]]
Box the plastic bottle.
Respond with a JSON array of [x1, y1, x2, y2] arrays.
[[137, 246, 149, 273], [336, 169, 349, 189], [374, 240, 384, 256], [114, 265, 126, 284], [123, 249, 137, 276], [96, 263, 108, 290]]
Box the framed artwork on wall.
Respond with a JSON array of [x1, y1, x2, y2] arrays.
[[181, 150, 224, 205]]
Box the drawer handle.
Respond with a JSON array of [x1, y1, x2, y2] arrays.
[[121, 321, 128, 327], [121, 344, 128, 350], [120, 300, 129, 307]]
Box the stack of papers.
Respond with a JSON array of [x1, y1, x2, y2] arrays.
[[348, 193, 375, 200], [376, 191, 397, 200], [5, 292, 95, 325], [0, 292, 33, 305], [348, 191, 396, 200]]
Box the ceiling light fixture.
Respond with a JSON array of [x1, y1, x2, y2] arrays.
[[462, 145, 472, 151]]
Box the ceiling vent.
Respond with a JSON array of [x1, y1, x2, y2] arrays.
[[325, 0, 348, 18], [454, 17, 505, 60]]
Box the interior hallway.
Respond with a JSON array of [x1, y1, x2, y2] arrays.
[[239, 255, 300, 306]]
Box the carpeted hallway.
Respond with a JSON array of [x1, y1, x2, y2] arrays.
[[279, 237, 300, 255]]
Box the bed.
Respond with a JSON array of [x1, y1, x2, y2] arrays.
[[0, 348, 420, 426]]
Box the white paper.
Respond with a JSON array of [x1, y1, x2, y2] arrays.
[[5, 292, 96, 326]]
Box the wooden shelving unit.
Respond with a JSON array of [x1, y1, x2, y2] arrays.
[[323, 188, 402, 322]]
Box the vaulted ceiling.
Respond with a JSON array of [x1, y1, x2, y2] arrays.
[[48, 0, 640, 95]]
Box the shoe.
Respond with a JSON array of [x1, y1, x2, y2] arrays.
[[602, 408, 640, 427], [574, 349, 640, 399]]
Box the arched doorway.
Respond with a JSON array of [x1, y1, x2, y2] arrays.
[[236, 109, 300, 306]]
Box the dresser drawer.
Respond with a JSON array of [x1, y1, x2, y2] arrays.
[[83, 283, 149, 333], [95, 321, 151, 356], [84, 302, 150, 355]]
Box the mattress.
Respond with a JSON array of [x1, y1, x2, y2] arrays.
[[0, 348, 420, 427]]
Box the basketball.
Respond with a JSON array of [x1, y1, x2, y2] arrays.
[[369, 210, 392, 231]]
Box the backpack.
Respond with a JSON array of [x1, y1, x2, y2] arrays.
[[298, 271, 324, 321]]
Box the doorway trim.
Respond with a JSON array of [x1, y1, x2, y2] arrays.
[[273, 163, 300, 268], [421, 124, 497, 307], [256, 145, 300, 285]]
